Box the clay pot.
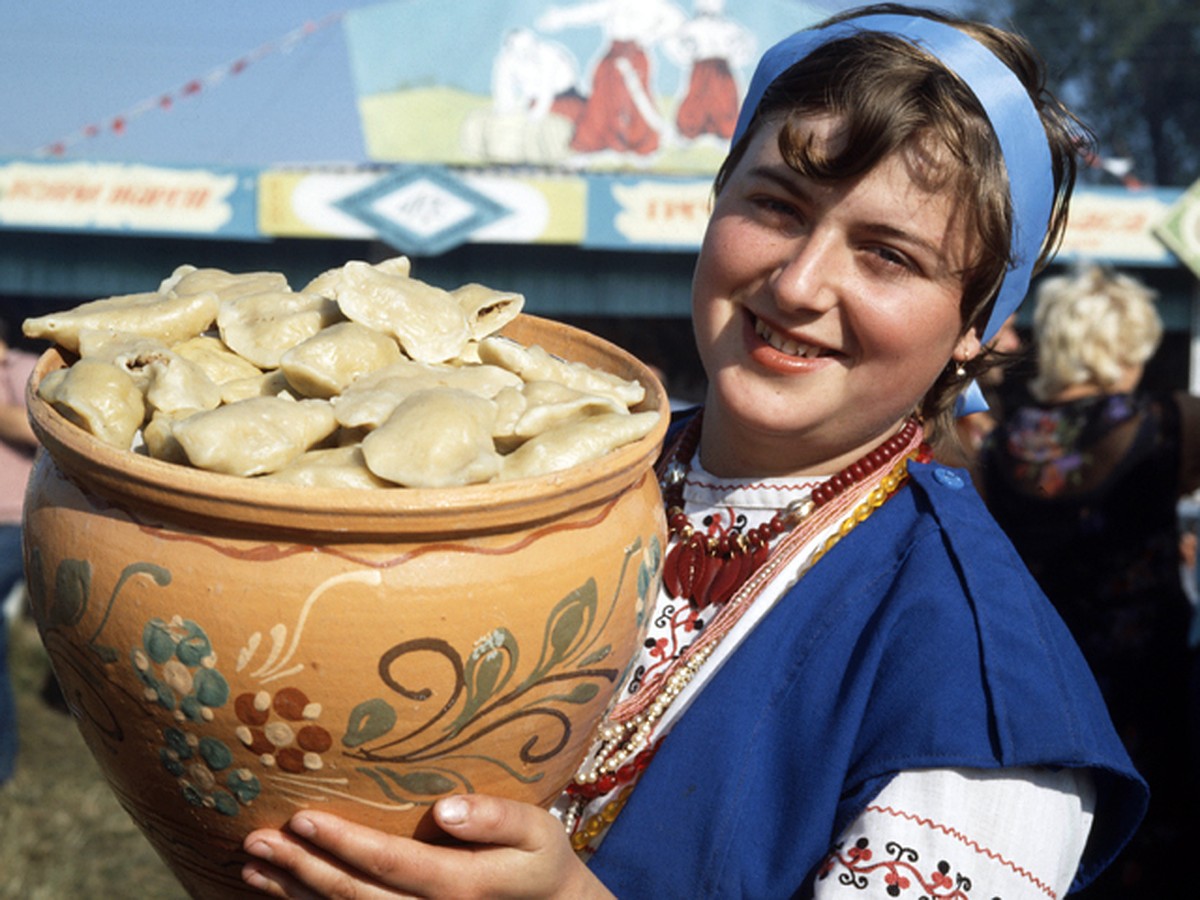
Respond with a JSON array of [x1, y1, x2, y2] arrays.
[[22, 315, 668, 899]]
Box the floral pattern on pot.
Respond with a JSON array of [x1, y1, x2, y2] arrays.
[[33, 533, 661, 821]]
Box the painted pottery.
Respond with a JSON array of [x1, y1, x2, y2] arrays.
[[22, 314, 668, 899]]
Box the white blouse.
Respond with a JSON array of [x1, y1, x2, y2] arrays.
[[560, 455, 1094, 896]]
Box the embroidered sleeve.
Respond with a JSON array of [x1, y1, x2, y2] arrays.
[[813, 766, 1095, 899]]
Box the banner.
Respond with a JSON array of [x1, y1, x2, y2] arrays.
[[1055, 186, 1182, 267], [0, 159, 258, 238]]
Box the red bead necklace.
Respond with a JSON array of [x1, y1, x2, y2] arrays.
[[563, 416, 929, 851], [659, 415, 922, 610]]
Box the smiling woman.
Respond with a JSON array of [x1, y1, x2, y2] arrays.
[[692, 116, 978, 477], [236, 7, 1148, 900]]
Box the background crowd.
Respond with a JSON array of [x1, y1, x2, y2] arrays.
[[968, 264, 1200, 897]]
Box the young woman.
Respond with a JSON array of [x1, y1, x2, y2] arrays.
[[241, 6, 1147, 897]]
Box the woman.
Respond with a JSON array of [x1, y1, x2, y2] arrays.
[[981, 264, 1199, 896], [241, 6, 1147, 897]]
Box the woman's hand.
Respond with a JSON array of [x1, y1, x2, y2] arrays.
[[241, 794, 614, 900]]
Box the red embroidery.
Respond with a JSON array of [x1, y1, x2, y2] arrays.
[[820, 837, 986, 899], [866, 803, 1058, 898], [684, 476, 823, 494], [818, 801, 1060, 899]]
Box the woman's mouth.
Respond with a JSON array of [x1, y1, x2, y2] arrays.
[[753, 316, 829, 359]]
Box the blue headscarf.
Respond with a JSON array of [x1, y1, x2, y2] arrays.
[[733, 13, 1055, 413]]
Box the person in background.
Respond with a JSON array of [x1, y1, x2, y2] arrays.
[[0, 317, 39, 785], [240, 7, 1147, 897], [980, 264, 1200, 897]]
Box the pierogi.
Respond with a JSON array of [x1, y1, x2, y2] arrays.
[[217, 290, 343, 369], [36, 358, 147, 450], [23, 290, 218, 354], [361, 388, 502, 488], [172, 396, 338, 477], [329, 261, 471, 364], [26, 257, 659, 487]]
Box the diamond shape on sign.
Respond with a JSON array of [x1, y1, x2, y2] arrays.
[[334, 167, 509, 256], [372, 181, 474, 238]]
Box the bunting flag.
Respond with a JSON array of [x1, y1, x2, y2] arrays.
[[35, 13, 344, 158], [1079, 144, 1145, 190]]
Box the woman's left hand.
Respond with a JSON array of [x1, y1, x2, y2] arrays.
[[241, 794, 614, 899]]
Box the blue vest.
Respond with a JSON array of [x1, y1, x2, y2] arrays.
[[589, 461, 1147, 898]]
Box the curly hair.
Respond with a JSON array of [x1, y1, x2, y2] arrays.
[[1028, 265, 1162, 401]]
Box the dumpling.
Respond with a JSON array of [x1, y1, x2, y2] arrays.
[[451, 282, 524, 340], [141, 410, 192, 464], [280, 321, 403, 399], [76, 331, 172, 391], [217, 290, 343, 369], [171, 335, 264, 384], [141, 355, 223, 418], [330, 261, 470, 364], [477, 336, 645, 407], [219, 369, 294, 405], [260, 445, 392, 490], [497, 411, 660, 481], [37, 358, 146, 450], [331, 360, 522, 430], [23, 290, 219, 353], [361, 388, 501, 488], [302, 256, 412, 298], [76, 331, 222, 416], [173, 396, 338, 477], [161, 265, 290, 301], [504, 380, 628, 440]]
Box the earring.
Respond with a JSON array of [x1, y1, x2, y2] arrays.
[[954, 360, 967, 378]]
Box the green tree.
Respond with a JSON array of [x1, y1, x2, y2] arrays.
[[972, 0, 1200, 186]]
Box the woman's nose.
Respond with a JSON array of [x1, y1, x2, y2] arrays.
[[769, 230, 843, 314]]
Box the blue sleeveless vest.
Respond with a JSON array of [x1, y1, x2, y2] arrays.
[[588, 461, 1147, 897]]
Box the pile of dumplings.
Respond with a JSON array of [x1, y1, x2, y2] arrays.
[[23, 257, 661, 489]]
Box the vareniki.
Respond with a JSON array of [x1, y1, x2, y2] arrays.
[[25, 257, 659, 488]]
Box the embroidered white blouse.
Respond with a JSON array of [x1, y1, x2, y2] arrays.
[[559, 455, 1095, 897]]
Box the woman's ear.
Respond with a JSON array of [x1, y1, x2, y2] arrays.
[[954, 328, 982, 364]]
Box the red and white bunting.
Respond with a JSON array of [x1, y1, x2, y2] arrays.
[[36, 12, 344, 158]]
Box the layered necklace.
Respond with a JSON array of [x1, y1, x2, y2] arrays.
[[561, 412, 930, 850]]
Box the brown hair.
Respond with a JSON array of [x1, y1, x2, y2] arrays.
[[714, 3, 1088, 437]]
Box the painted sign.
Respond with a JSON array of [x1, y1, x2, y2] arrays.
[[1056, 185, 1182, 267], [342, 0, 826, 174], [258, 167, 588, 246], [0, 159, 258, 238]]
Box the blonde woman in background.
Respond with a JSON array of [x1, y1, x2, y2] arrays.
[[981, 264, 1200, 898]]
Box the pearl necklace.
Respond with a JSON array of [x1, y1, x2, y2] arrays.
[[562, 415, 930, 849]]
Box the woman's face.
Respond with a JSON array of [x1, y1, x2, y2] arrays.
[[692, 116, 979, 477]]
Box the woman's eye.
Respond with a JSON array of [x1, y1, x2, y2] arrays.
[[752, 195, 804, 223], [870, 245, 915, 271]]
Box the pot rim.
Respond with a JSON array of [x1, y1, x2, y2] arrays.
[[26, 314, 670, 537]]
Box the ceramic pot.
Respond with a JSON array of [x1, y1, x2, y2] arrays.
[[22, 314, 668, 899]]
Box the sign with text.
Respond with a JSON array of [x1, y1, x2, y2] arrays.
[[1057, 186, 1181, 267], [0, 159, 257, 238]]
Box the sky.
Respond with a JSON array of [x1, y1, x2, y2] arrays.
[[0, 0, 979, 169]]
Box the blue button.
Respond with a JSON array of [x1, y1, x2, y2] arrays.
[[933, 468, 965, 489]]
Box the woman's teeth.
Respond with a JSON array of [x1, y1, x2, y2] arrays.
[[755, 318, 824, 358]]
